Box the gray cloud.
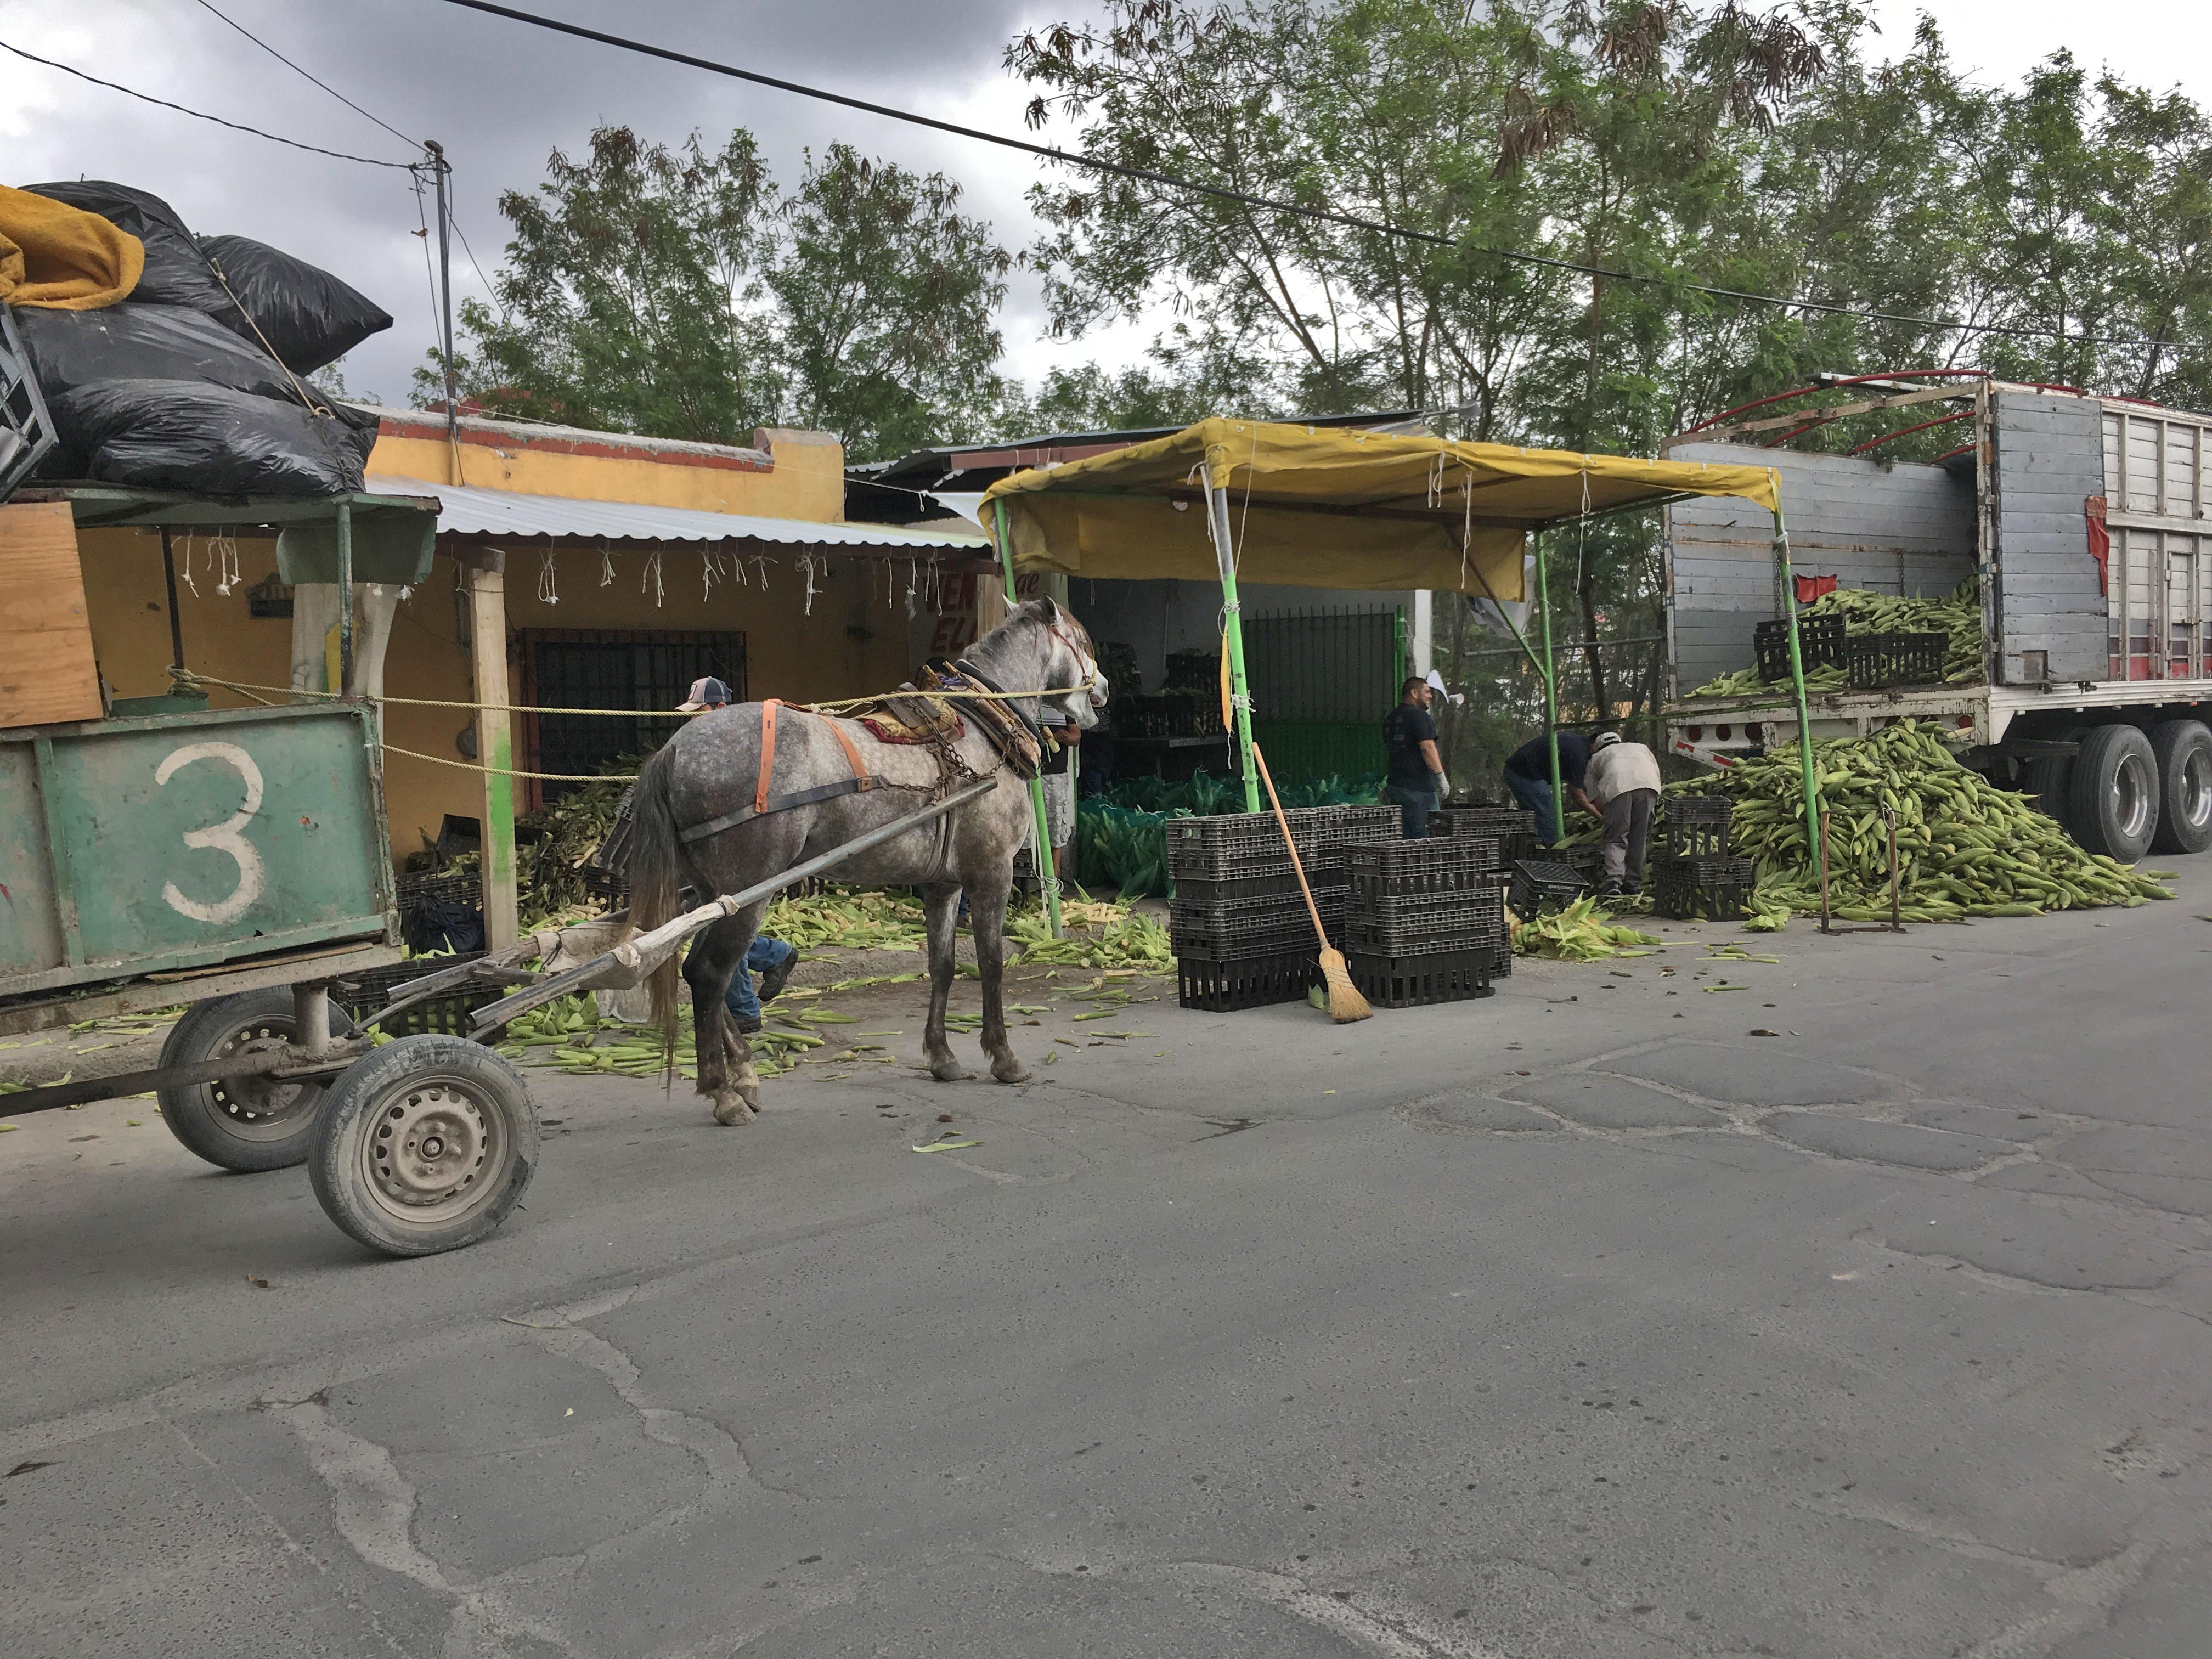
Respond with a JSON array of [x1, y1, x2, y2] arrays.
[[2, 0, 1122, 406]]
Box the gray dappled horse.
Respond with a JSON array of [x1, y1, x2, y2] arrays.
[[624, 599, 1106, 1125]]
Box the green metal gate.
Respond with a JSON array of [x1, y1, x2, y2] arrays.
[[1243, 606, 1404, 785]]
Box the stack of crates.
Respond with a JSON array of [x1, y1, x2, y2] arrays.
[[1650, 794, 1751, 920], [1341, 838, 1499, 1007], [1168, 804, 1398, 1010]]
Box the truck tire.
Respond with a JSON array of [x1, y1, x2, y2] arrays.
[[2067, 725, 2160, 862], [156, 989, 356, 1172], [2149, 719, 2212, 854], [309, 1036, 538, 1257], [2023, 754, 2073, 831]]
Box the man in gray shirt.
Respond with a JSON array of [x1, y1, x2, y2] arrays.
[[1585, 731, 1663, 896]]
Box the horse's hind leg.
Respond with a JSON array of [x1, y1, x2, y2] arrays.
[[965, 873, 1031, 1085], [921, 882, 970, 1082], [686, 910, 763, 1125]]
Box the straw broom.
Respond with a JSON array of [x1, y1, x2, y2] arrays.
[[1254, 744, 1372, 1021]]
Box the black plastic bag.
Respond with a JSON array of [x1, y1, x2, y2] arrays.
[[20, 180, 232, 314], [49, 378, 377, 495], [198, 234, 392, 374], [15, 301, 305, 404]]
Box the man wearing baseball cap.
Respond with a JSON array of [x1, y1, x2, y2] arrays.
[[677, 676, 733, 712]]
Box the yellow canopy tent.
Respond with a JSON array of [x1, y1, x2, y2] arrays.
[[976, 419, 1822, 931]]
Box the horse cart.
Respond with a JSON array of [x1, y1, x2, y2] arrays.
[[3, 481, 1056, 1255], [0, 483, 555, 1255]]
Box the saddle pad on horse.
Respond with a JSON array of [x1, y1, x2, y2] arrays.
[[859, 691, 964, 747]]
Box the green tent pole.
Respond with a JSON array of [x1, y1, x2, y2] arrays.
[[991, 499, 1063, 938], [1537, 528, 1565, 843], [1202, 476, 1263, 814], [1772, 494, 1825, 873]]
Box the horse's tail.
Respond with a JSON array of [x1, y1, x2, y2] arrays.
[[623, 743, 687, 1054]]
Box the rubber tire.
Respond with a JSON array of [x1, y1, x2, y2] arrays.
[[2023, 753, 2073, 832], [2067, 724, 2161, 862], [2149, 719, 2212, 855], [155, 988, 357, 1172], [309, 1036, 538, 1258]]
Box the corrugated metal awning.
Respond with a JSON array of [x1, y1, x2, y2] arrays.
[[370, 475, 991, 553]]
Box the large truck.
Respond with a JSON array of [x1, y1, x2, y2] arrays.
[[1662, 378, 2212, 861]]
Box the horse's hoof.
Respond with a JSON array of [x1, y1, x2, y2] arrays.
[[992, 1061, 1034, 1085], [929, 1058, 975, 1083], [712, 1086, 758, 1126]]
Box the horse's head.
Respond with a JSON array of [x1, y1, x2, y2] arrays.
[[989, 597, 1106, 730]]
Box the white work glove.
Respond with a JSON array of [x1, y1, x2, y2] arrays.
[[1432, 772, 1449, 800]]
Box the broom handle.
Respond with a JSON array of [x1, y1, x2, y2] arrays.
[[1253, 743, 1330, 949]]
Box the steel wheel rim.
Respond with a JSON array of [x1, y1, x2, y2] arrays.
[[357, 1071, 511, 1227], [2181, 747, 2212, 834], [2111, 752, 2154, 842], [208, 1019, 315, 1141]]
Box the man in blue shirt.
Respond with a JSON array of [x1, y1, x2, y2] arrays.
[[1382, 676, 1448, 837], [1503, 729, 1600, 845]]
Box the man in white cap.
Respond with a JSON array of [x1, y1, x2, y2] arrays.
[[1585, 730, 1663, 896]]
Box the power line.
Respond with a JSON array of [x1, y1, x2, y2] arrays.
[[0, 38, 417, 168], [195, 0, 424, 151], [433, 0, 2154, 349]]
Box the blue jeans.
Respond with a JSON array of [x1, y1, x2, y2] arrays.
[[1504, 770, 1562, 845], [1382, 782, 1438, 839], [723, 936, 796, 1023]]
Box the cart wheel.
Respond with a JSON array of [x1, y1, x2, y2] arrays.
[[309, 1036, 538, 1258], [156, 989, 358, 1172]]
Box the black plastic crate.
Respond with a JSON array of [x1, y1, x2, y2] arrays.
[[1344, 893, 1501, 953], [1177, 945, 1319, 1012], [396, 868, 483, 952], [1435, 805, 1539, 865], [1662, 794, 1734, 859], [1171, 888, 1342, 951], [336, 952, 500, 1036], [1118, 695, 1218, 740], [1508, 858, 1590, 918], [1163, 650, 1221, 691], [1651, 855, 1757, 922], [1347, 837, 1497, 905], [1345, 947, 1492, 1008], [1165, 806, 1367, 879], [1173, 868, 1329, 905], [1846, 631, 1947, 690], [1755, 614, 1847, 681]]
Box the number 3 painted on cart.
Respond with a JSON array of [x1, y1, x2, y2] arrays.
[[156, 742, 267, 924]]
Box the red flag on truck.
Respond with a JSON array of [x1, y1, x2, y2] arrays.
[[1795, 574, 1838, 605]]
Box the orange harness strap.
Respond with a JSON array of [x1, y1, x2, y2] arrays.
[[754, 699, 780, 814], [756, 698, 871, 814], [820, 715, 873, 791]]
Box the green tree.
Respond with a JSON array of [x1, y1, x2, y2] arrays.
[[428, 127, 1014, 462], [425, 125, 780, 443], [768, 144, 1013, 460]]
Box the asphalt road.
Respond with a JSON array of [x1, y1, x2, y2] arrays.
[[5, 859, 2211, 1658]]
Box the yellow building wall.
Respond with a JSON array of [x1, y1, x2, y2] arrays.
[[77, 530, 926, 864], [366, 423, 845, 521]]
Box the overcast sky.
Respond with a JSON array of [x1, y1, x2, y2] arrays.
[[2, 0, 2203, 412]]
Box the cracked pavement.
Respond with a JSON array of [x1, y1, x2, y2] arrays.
[[4, 852, 2210, 1656]]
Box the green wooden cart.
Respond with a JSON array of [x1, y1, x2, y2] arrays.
[[0, 485, 541, 1257]]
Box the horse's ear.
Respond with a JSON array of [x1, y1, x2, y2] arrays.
[[1035, 596, 1060, 623]]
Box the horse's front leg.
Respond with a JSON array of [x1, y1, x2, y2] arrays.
[[686, 914, 760, 1125], [966, 875, 1030, 1084], [921, 882, 970, 1082]]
